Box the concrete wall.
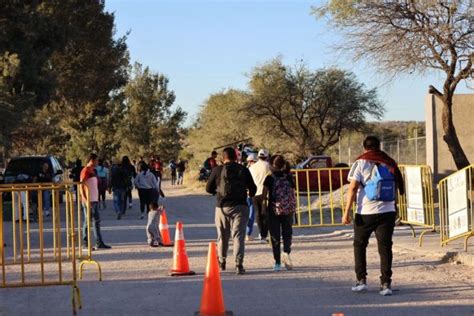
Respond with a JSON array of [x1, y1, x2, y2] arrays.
[[426, 93, 474, 180]]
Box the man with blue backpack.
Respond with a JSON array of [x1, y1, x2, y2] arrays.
[[342, 136, 404, 296]]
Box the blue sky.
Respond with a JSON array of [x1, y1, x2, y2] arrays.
[[105, 0, 470, 125]]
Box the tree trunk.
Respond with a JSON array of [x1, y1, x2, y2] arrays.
[[441, 94, 470, 169]]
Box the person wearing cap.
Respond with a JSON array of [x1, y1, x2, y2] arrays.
[[245, 154, 258, 241], [249, 149, 271, 242]]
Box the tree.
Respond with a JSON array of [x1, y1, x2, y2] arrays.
[[119, 63, 186, 161], [247, 59, 383, 159], [1, 1, 129, 160], [314, 1, 474, 169], [186, 89, 251, 166]]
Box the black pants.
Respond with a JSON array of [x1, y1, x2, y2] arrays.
[[122, 188, 132, 213], [268, 210, 293, 264], [252, 195, 268, 239], [353, 212, 396, 285], [138, 188, 153, 214]]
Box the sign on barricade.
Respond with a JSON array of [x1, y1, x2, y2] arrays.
[[397, 165, 436, 246], [0, 183, 81, 314], [292, 167, 351, 227], [438, 165, 474, 251]]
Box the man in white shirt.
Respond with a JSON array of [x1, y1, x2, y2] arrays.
[[342, 136, 404, 296], [249, 149, 271, 242]]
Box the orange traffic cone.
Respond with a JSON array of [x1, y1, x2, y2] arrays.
[[195, 242, 233, 316], [159, 208, 173, 247], [169, 221, 195, 276]]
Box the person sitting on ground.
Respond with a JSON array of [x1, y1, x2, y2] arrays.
[[146, 202, 163, 247], [263, 154, 296, 272], [342, 135, 405, 296], [206, 147, 257, 275]]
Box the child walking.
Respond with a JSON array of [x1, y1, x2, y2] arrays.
[[146, 202, 163, 247]]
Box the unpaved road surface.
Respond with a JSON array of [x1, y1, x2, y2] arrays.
[[1, 180, 473, 316]]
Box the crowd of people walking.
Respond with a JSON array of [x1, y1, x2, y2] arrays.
[[69, 135, 403, 295], [204, 136, 403, 297]]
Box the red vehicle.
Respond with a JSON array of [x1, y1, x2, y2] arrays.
[[293, 156, 349, 193]]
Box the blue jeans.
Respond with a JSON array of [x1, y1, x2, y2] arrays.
[[82, 202, 103, 245], [246, 197, 255, 236], [113, 189, 125, 214], [43, 190, 51, 211]]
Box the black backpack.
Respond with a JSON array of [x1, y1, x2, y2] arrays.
[[218, 163, 247, 201], [111, 166, 128, 189]]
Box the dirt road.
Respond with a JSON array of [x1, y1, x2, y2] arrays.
[[1, 180, 473, 315]]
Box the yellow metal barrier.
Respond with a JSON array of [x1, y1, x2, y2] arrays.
[[292, 167, 351, 227], [438, 165, 474, 251], [397, 165, 436, 246], [0, 183, 81, 314]]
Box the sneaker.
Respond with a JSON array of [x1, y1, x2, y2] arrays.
[[235, 265, 245, 275], [351, 280, 368, 293], [282, 252, 293, 270], [96, 243, 112, 249], [129, 203, 133, 209], [82, 244, 95, 251], [140, 214, 144, 219], [116, 214, 121, 220], [102, 201, 106, 209], [259, 236, 269, 244], [148, 240, 159, 248], [219, 260, 226, 271], [45, 211, 51, 217], [273, 263, 281, 272], [379, 283, 392, 296], [245, 235, 253, 242]]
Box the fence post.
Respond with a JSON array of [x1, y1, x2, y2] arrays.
[[397, 138, 400, 163], [415, 129, 419, 164]]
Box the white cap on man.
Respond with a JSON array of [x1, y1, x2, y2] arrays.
[[258, 149, 269, 158], [246, 153, 257, 162]]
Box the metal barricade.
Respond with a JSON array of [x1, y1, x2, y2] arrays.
[[292, 167, 351, 227], [438, 165, 474, 251], [397, 165, 436, 246], [0, 183, 81, 314]]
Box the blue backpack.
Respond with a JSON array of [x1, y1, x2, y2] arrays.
[[364, 164, 396, 201]]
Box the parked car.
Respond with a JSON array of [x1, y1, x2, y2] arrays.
[[293, 155, 350, 192], [2, 156, 64, 184]]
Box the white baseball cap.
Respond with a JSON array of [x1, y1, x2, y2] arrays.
[[246, 153, 257, 162], [258, 149, 269, 158]]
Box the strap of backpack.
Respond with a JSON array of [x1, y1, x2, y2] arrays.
[[361, 163, 378, 188]]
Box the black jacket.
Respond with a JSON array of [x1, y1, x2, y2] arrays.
[[206, 162, 257, 207]]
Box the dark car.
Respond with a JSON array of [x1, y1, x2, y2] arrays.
[[2, 156, 64, 184]]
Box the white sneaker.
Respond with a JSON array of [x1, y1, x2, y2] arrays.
[[44, 211, 51, 217], [379, 283, 392, 296], [351, 280, 368, 293], [282, 252, 293, 270]]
